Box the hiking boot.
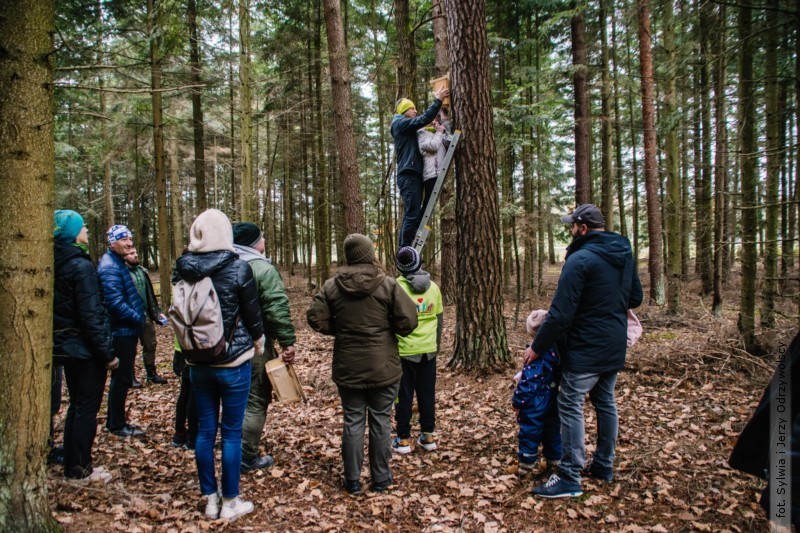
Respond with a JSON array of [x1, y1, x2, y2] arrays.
[[47, 445, 65, 465], [131, 377, 142, 389], [417, 433, 437, 452], [204, 492, 221, 519], [109, 424, 145, 438], [147, 374, 168, 384], [219, 497, 254, 521], [172, 432, 187, 448], [344, 478, 363, 495], [240, 455, 274, 473], [533, 474, 583, 499], [583, 459, 614, 482], [370, 476, 395, 493], [392, 436, 412, 454]]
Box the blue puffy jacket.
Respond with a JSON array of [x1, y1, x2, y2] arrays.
[[391, 98, 442, 176], [513, 346, 561, 462], [97, 249, 145, 337], [532, 231, 643, 374]]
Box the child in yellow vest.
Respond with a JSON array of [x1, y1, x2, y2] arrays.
[[392, 247, 444, 453]]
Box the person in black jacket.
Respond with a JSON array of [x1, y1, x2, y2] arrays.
[[53, 210, 119, 482], [173, 209, 265, 521], [530, 204, 643, 499], [391, 85, 448, 247]]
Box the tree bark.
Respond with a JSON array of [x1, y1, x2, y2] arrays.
[[239, 0, 255, 222], [169, 137, 183, 262], [637, 0, 664, 305], [663, 0, 681, 313], [313, 0, 330, 283], [599, 0, 614, 229], [149, 0, 170, 303], [698, 0, 714, 293], [0, 0, 59, 528], [712, 4, 727, 317], [323, 0, 364, 235], [444, 0, 509, 371], [188, 0, 207, 213], [572, 10, 591, 205], [737, 1, 758, 353], [394, 0, 417, 103]]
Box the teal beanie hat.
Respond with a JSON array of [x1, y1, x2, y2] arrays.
[[54, 210, 85, 244]]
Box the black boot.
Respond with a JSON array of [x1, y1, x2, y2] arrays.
[[131, 376, 142, 389], [146, 365, 167, 384]]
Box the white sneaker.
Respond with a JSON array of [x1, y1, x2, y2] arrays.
[[204, 492, 220, 519], [70, 466, 112, 484], [219, 496, 254, 521], [417, 433, 437, 451]]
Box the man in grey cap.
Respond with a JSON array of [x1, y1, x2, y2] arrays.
[[528, 204, 642, 498]]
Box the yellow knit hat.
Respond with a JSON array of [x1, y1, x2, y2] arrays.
[[395, 98, 415, 115]]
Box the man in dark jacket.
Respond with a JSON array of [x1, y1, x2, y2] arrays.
[[53, 210, 118, 482], [124, 248, 168, 385], [391, 85, 449, 247], [232, 222, 297, 472], [530, 204, 643, 498], [98, 224, 146, 437]]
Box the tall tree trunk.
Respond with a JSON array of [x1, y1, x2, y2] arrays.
[[433, 0, 456, 304], [761, 0, 779, 329], [188, 0, 207, 213], [394, 0, 417, 102], [149, 0, 170, 303], [572, 10, 591, 205], [610, 1, 627, 237], [698, 0, 714, 293], [313, 0, 330, 284], [737, 1, 758, 353], [239, 0, 255, 222], [599, 0, 614, 228], [637, 0, 664, 305], [169, 137, 182, 261], [663, 0, 681, 313], [444, 0, 509, 370], [0, 0, 59, 528], [323, 0, 364, 235]]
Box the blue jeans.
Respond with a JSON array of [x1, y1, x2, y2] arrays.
[[397, 172, 423, 247], [558, 371, 618, 485], [190, 362, 251, 498]]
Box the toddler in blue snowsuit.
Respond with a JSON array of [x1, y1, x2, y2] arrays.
[[513, 309, 562, 475]]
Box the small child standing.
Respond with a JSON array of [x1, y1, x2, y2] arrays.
[[513, 309, 561, 475], [392, 247, 443, 454]]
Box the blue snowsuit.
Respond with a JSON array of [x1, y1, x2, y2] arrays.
[[512, 346, 561, 465]]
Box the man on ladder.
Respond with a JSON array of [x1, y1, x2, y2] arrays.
[[391, 86, 449, 248]]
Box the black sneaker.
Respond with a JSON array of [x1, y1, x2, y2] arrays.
[[240, 455, 274, 473], [110, 425, 145, 438], [131, 377, 142, 389], [533, 474, 583, 498], [172, 432, 187, 448], [370, 476, 395, 493], [344, 479, 363, 495], [583, 459, 614, 482], [147, 374, 168, 385]]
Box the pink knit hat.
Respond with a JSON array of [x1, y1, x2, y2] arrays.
[[526, 309, 548, 336]]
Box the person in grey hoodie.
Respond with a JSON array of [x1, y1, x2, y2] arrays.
[[306, 234, 418, 495]]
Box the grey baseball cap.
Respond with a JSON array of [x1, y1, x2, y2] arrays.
[[560, 204, 606, 228]]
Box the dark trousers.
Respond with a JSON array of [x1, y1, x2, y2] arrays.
[[63, 357, 107, 478], [138, 318, 157, 370], [175, 366, 198, 441], [394, 356, 437, 438], [107, 335, 138, 431], [50, 363, 63, 445], [420, 178, 437, 222], [398, 171, 424, 247]]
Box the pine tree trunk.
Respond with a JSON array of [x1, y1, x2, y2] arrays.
[[239, 0, 255, 222], [0, 0, 59, 528], [761, 0, 779, 329], [572, 10, 591, 205], [323, 0, 364, 235], [313, 0, 330, 284], [663, 0, 681, 314], [637, 0, 664, 305], [188, 0, 207, 213], [149, 0, 170, 302], [169, 138, 182, 262], [610, 1, 627, 237], [599, 0, 614, 229], [444, 0, 509, 371], [394, 0, 417, 103], [698, 0, 714, 293], [737, 1, 758, 353], [712, 4, 727, 316]]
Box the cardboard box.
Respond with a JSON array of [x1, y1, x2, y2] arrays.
[[429, 74, 450, 106], [265, 359, 306, 404]]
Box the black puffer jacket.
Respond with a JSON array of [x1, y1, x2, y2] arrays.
[[53, 242, 114, 363], [173, 250, 264, 365]]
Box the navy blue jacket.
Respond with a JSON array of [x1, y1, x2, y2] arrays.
[[391, 98, 443, 176], [53, 242, 114, 363], [98, 249, 145, 337], [532, 231, 643, 374], [173, 250, 264, 365]]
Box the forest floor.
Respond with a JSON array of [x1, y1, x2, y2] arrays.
[[48, 263, 797, 532]]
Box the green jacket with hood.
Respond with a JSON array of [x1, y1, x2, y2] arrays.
[[306, 263, 418, 389]]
